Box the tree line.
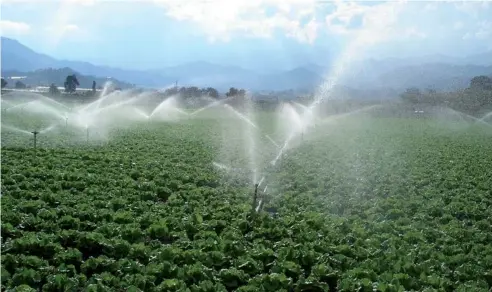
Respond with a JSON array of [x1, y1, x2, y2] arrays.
[[1, 73, 249, 101], [156, 86, 246, 100], [1, 67, 133, 94], [1, 78, 29, 90], [5, 72, 490, 116], [400, 75, 492, 115]]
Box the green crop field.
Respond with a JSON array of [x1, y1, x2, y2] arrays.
[[2, 107, 492, 291]]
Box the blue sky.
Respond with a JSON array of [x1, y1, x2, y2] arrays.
[[1, 0, 491, 71]]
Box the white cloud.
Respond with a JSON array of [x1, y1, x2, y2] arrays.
[[153, 0, 426, 44], [1, 0, 487, 52], [43, 23, 93, 46], [475, 21, 492, 40], [0, 20, 31, 35], [153, 0, 319, 43], [66, 0, 95, 5], [1, 0, 94, 3], [324, 1, 367, 35], [45, 24, 82, 35], [463, 20, 492, 40], [454, 1, 490, 18], [423, 2, 438, 12], [41, 0, 96, 49], [324, 1, 421, 44], [0, 0, 31, 3], [402, 28, 427, 39]]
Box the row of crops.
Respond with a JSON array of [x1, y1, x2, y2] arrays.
[[2, 116, 492, 291]]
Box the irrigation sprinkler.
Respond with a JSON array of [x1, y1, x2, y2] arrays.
[[31, 130, 39, 149], [86, 127, 89, 143], [65, 117, 68, 127], [251, 183, 259, 214]]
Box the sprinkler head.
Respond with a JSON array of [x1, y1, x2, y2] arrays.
[[31, 130, 39, 135], [251, 183, 260, 215]]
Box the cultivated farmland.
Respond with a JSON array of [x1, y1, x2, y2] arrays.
[[2, 95, 492, 291]]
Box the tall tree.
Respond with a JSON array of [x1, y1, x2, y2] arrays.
[[1, 78, 7, 88], [226, 87, 239, 97], [203, 87, 219, 98], [64, 74, 79, 93], [470, 75, 492, 91]]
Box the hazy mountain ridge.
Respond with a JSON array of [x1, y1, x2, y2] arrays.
[[2, 37, 492, 92], [1, 38, 175, 88], [373, 63, 492, 91]]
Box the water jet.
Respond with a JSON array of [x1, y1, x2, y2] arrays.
[[478, 111, 492, 125], [190, 97, 233, 116]]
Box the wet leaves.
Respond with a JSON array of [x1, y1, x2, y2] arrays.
[[1, 118, 492, 291]]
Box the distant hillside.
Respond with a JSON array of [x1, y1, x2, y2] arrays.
[[0, 37, 174, 88], [153, 61, 261, 91], [2, 36, 492, 92], [308, 61, 492, 91], [1, 38, 56, 71], [1, 68, 133, 89], [373, 63, 492, 91], [259, 67, 324, 91]]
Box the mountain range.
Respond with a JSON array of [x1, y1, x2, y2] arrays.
[[2, 37, 492, 92]]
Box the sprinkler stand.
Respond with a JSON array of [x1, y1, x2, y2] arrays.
[[31, 130, 39, 149], [252, 183, 259, 213], [86, 127, 89, 143]]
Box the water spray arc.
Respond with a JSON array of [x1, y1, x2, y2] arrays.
[[190, 97, 233, 116], [216, 98, 323, 214], [266, 3, 407, 168], [2, 90, 229, 148], [478, 111, 492, 125]]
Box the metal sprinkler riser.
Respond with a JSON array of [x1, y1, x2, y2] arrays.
[[252, 183, 259, 213], [31, 130, 39, 149]]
